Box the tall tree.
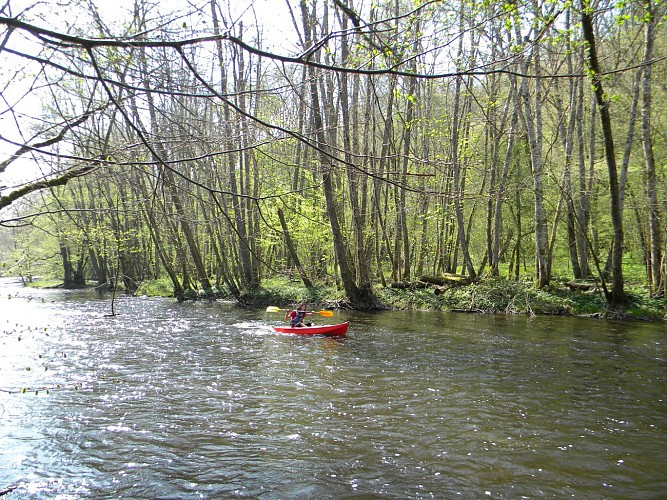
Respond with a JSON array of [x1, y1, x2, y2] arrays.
[[299, 0, 376, 307], [581, 0, 626, 315], [444, 0, 477, 280], [514, 1, 550, 287], [639, 0, 663, 296]]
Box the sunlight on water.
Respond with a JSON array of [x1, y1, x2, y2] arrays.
[[0, 278, 665, 498]]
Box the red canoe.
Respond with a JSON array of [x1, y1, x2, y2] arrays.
[[273, 321, 349, 337]]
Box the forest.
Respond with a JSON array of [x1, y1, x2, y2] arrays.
[[0, 0, 665, 318]]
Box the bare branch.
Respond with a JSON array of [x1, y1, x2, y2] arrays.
[[0, 112, 93, 175], [0, 165, 97, 212], [5, 13, 646, 81]]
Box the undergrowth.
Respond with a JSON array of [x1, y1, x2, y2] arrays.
[[30, 275, 666, 320], [379, 279, 664, 319]]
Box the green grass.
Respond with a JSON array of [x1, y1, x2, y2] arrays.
[[394, 278, 664, 320], [624, 285, 667, 320], [241, 278, 347, 309], [136, 277, 178, 297], [27, 279, 72, 289]]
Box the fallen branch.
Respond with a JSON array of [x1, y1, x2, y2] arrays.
[[565, 280, 599, 292], [420, 273, 471, 286], [1, 485, 19, 496]]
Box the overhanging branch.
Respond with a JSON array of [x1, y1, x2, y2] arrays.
[[0, 112, 93, 175], [0, 165, 97, 213]]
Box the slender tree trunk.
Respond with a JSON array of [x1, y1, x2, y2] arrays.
[[396, 18, 421, 280], [451, 5, 476, 280], [234, 24, 260, 288], [561, 10, 582, 279], [136, 176, 186, 300], [125, 25, 212, 294], [581, 2, 625, 314], [377, 74, 399, 281], [639, 0, 663, 296], [398, 72, 417, 280], [278, 208, 313, 289], [339, 18, 370, 288], [513, 179, 523, 282], [492, 79, 518, 277], [575, 76, 592, 277], [210, 3, 258, 289], [300, 0, 375, 307], [514, 5, 549, 287]]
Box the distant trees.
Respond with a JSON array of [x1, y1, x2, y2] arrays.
[[0, 0, 664, 310]]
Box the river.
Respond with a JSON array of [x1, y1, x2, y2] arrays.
[[0, 278, 665, 498]]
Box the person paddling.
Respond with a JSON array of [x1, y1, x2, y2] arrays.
[[285, 303, 313, 327]]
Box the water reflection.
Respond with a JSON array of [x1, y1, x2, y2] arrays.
[[0, 279, 665, 498]]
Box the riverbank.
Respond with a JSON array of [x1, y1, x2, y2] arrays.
[[254, 278, 666, 321], [372, 278, 666, 320], [20, 276, 666, 320], [201, 277, 665, 321]]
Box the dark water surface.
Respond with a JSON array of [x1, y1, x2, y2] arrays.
[[1, 279, 665, 498]]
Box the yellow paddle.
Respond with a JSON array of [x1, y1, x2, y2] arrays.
[[266, 306, 334, 317]]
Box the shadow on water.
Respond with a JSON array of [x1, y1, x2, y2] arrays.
[[1, 279, 665, 498]]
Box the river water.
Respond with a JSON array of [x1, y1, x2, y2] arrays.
[[0, 278, 665, 498]]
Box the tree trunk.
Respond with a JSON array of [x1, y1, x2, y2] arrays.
[[277, 208, 313, 289], [514, 7, 549, 287], [339, 17, 370, 288], [561, 10, 582, 279], [581, 3, 626, 315], [59, 242, 75, 287], [135, 174, 186, 301], [210, 4, 258, 289], [300, 0, 376, 308], [492, 80, 518, 277], [639, 0, 663, 296], [575, 76, 592, 277], [451, 4, 476, 281], [396, 18, 421, 280]]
